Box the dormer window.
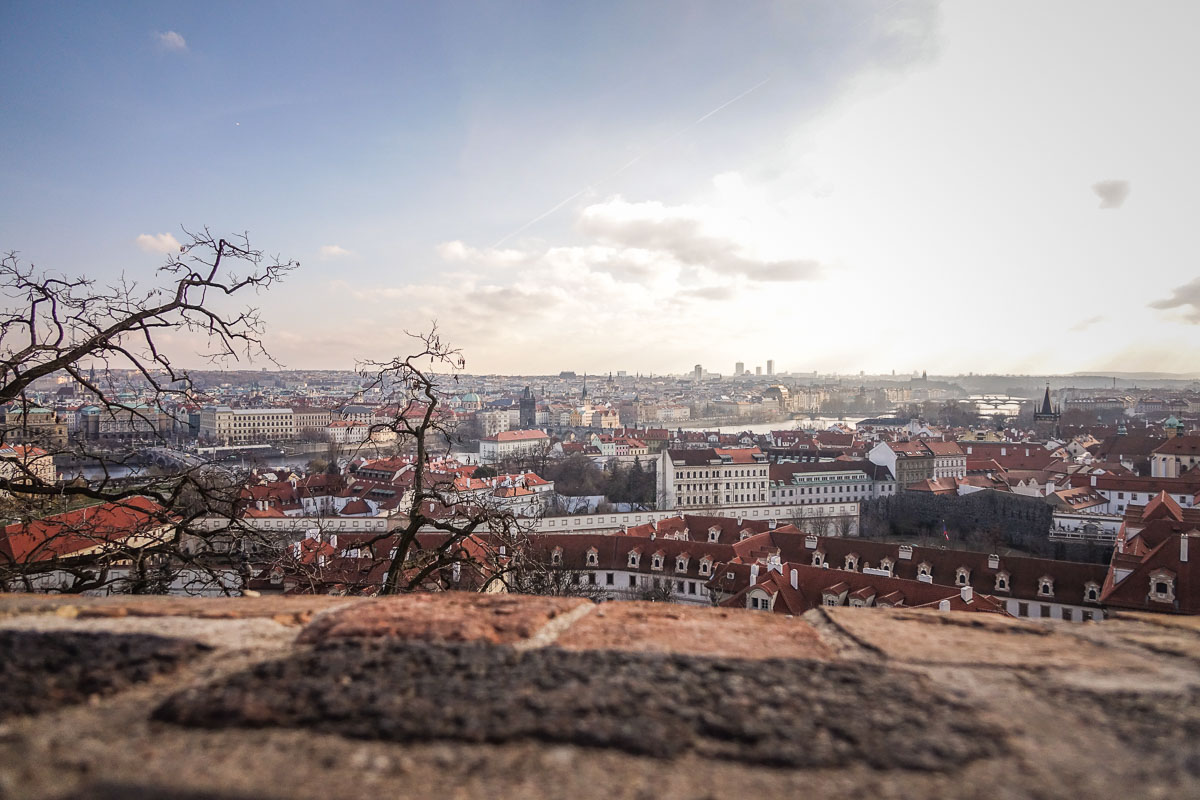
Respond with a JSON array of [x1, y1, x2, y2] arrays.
[[698, 558, 712, 576], [628, 551, 640, 568], [917, 562, 932, 579], [879, 557, 894, 576], [739, 530, 752, 541], [551, 548, 563, 566], [995, 571, 1010, 592], [1083, 581, 1100, 603], [844, 554, 859, 572], [955, 567, 971, 586], [676, 555, 689, 572], [812, 550, 825, 567], [651, 554, 664, 571], [708, 527, 721, 543], [1038, 576, 1054, 597], [586, 548, 598, 567], [1149, 570, 1176, 603]]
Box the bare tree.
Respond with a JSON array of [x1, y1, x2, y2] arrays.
[[0, 231, 296, 593], [337, 327, 526, 595]]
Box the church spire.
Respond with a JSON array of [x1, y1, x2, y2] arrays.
[[1040, 383, 1053, 416]]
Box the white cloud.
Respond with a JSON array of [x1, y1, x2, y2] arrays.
[[155, 31, 187, 52], [318, 245, 352, 259], [1092, 180, 1130, 209], [135, 233, 182, 254]]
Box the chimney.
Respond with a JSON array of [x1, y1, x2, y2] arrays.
[[960, 585, 973, 603], [1183, 534, 1190, 563], [1091, 474, 1097, 487], [938, 599, 951, 611], [790, 568, 798, 590], [749, 564, 760, 584]]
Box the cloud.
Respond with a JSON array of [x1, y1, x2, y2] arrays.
[[1069, 315, 1104, 332], [135, 232, 182, 254], [1150, 278, 1200, 323], [436, 240, 528, 267], [155, 31, 187, 52], [318, 245, 352, 259], [577, 197, 822, 282], [1092, 180, 1130, 209], [678, 285, 737, 302]]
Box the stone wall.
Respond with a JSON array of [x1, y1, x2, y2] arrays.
[[1, 593, 1198, 799]]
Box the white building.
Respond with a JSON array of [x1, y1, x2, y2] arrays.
[[479, 429, 550, 464], [199, 406, 296, 444], [657, 447, 771, 509]]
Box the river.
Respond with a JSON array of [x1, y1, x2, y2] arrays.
[[682, 417, 866, 435]]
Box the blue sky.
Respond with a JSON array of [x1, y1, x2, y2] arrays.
[[4, 1, 1200, 374]]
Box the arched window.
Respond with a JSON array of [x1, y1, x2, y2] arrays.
[[1038, 576, 1054, 597], [955, 567, 971, 586], [995, 571, 1010, 592]]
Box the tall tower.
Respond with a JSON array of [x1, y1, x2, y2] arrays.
[[1033, 383, 1060, 439], [735, 361, 744, 377], [766, 360, 774, 376], [519, 386, 536, 428], [693, 364, 703, 382]]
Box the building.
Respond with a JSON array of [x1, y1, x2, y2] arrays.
[[769, 460, 896, 507], [199, 406, 296, 445], [766, 360, 774, 376], [0, 444, 56, 491], [1033, 385, 1061, 440], [657, 447, 770, 509], [735, 362, 744, 377], [518, 387, 538, 429], [715, 530, 1107, 622], [479, 429, 550, 465], [1102, 492, 1200, 614], [1151, 435, 1200, 478], [0, 404, 68, 449]]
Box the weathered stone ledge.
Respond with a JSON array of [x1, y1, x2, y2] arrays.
[[0, 593, 1197, 799]]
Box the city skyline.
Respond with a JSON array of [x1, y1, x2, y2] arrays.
[[3, 1, 1199, 375]]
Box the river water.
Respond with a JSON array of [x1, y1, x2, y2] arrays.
[[682, 417, 866, 435]]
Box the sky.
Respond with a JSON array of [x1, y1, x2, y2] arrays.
[[3, 0, 1199, 376]]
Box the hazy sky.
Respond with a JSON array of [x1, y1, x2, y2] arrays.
[[3, 1, 1199, 375]]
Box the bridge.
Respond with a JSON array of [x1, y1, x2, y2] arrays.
[[142, 447, 211, 471]]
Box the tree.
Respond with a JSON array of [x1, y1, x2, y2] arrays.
[[339, 327, 525, 595], [0, 231, 296, 593]]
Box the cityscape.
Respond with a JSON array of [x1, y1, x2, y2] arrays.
[[3, 2, 1199, 798]]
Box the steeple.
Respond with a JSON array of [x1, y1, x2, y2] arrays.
[[1040, 383, 1054, 416]]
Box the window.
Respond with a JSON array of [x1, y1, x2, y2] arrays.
[[727, 571, 736, 580], [1062, 608, 1073, 621], [586, 550, 598, 566], [628, 551, 640, 568], [1083, 582, 1099, 603], [1082, 610, 1094, 621], [606, 572, 614, 586], [1040, 604, 1051, 618], [812, 551, 824, 567], [551, 549, 563, 566], [1149, 570, 1176, 602], [699, 559, 712, 576], [844, 554, 858, 571], [955, 567, 970, 586], [995, 572, 1010, 592], [651, 555, 663, 571], [917, 562, 932, 579], [1038, 577, 1054, 597], [676, 556, 688, 572], [629, 575, 637, 587], [1018, 602, 1029, 617]]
